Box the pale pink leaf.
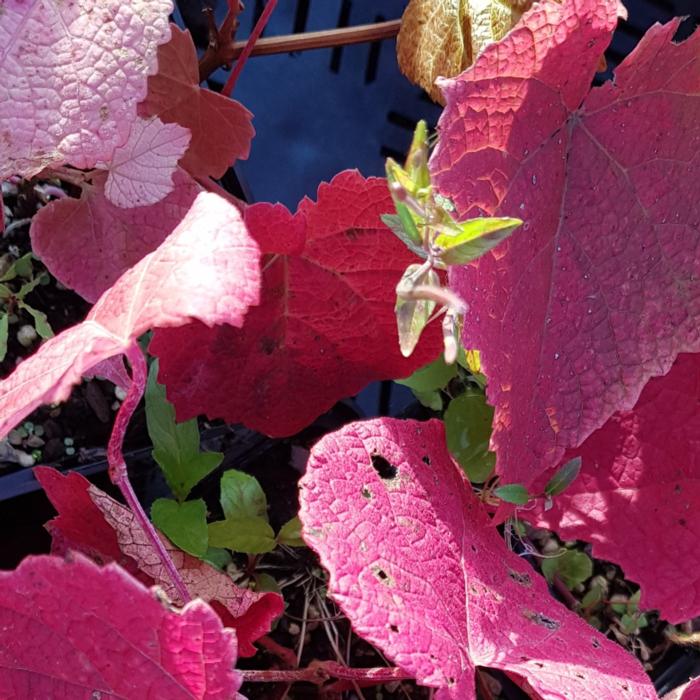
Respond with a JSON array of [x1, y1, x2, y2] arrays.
[[430, 0, 700, 488], [0, 191, 260, 437], [31, 169, 201, 302], [527, 353, 700, 623], [0, 553, 240, 699], [103, 116, 191, 208], [299, 417, 656, 699], [36, 466, 284, 656], [0, 0, 172, 178]]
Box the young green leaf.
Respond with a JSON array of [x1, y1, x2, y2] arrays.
[[151, 497, 209, 558], [145, 360, 223, 502], [16, 273, 47, 300], [541, 549, 593, 590], [434, 217, 521, 266], [0, 312, 8, 363], [254, 572, 281, 595], [277, 516, 305, 547], [404, 119, 431, 192], [381, 213, 427, 259], [219, 469, 268, 521], [0, 253, 33, 282], [208, 516, 276, 554], [544, 456, 582, 497], [493, 484, 530, 505], [396, 353, 458, 393], [444, 391, 496, 483], [19, 302, 53, 339], [395, 264, 438, 357], [412, 389, 444, 411]]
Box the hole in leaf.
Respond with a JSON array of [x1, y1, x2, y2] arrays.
[[371, 454, 398, 480], [361, 486, 372, 499], [389, 624, 398, 633], [376, 568, 388, 581], [591, 638, 601, 649], [679, 518, 687, 526], [471, 544, 478, 553], [509, 570, 531, 587], [447, 677, 455, 686], [576, 673, 585, 679], [422, 455, 431, 465]]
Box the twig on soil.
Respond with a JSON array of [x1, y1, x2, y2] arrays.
[[239, 662, 413, 685], [222, 0, 278, 96], [107, 342, 191, 604]]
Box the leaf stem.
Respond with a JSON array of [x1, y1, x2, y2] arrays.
[[107, 342, 191, 604], [223, 0, 278, 96], [240, 661, 412, 684], [229, 19, 402, 59]]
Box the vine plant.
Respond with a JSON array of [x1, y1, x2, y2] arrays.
[[1, 0, 700, 698]]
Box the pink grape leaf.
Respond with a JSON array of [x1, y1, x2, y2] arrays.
[[151, 170, 443, 437], [299, 417, 657, 699], [36, 467, 283, 656], [430, 0, 700, 488], [666, 678, 700, 700], [0, 0, 172, 179], [0, 553, 240, 699], [140, 25, 254, 179], [526, 353, 700, 624], [103, 116, 191, 208], [31, 169, 201, 303], [0, 190, 260, 437]]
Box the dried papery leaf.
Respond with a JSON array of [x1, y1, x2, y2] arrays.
[[36, 467, 283, 656], [0, 554, 240, 699], [0, 0, 172, 178], [151, 171, 443, 437], [103, 116, 191, 208], [31, 169, 201, 302], [397, 0, 533, 104], [140, 25, 254, 179], [527, 354, 700, 624], [430, 0, 700, 489], [299, 417, 656, 699], [0, 190, 260, 437]]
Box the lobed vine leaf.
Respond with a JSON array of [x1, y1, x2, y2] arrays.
[[430, 0, 700, 489], [36, 467, 283, 656], [299, 417, 657, 699], [0, 190, 260, 438], [0, 0, 172, 178], [151, 170, 443, 437], [528, 353, 700, 624], [0, 554, 240, 699], [140, 25, 254, 179]]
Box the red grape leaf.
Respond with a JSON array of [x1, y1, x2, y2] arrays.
[[526, 353, 700, 624], [151, 170, 443, 437], [36, 467, 283, 656], [299, 417, 657, 699], [0, 553, 240, 699], [430, 0, 700, 488], [667, 678, 700, 700], [140, 25, 254, 179], [0, 190, 260, 437], [103, 116, 191, 208], [31, 169, 201, 303], [0, 0, 171, 178]]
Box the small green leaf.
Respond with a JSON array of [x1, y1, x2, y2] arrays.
[[405, 120, 430, 191], [434, 217, 521, 265], [412, 389, 443, 411], [396, 354, 458, 394], [581, 584, 604, 609], [151, 498, 209, 558], [381, 213, 426, 258], [493, 484, 530, 505], [544, 457, 582, 496], [201, 547, 232, 570], [0, 253, 33, 282], [16, 272, 47, 300], [395, 265, 438, 358], [19, 302, 53, 339], [0, 283, 13, 300], [208, 517, 276, 554], [277, 516, 305, 547], [444, 391, 496, 483], [541, 549, 593, 590], [0, 313, 8, 363], [254, 572, 281, 595], [220, 469, 268, 521], [146, 360, 223, 501]]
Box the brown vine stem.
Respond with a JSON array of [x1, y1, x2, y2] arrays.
[[229, 19, 401, 60], [107, 343, 191, 604], [198, 0, 244, 83], [240, 661, 413, 685]]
